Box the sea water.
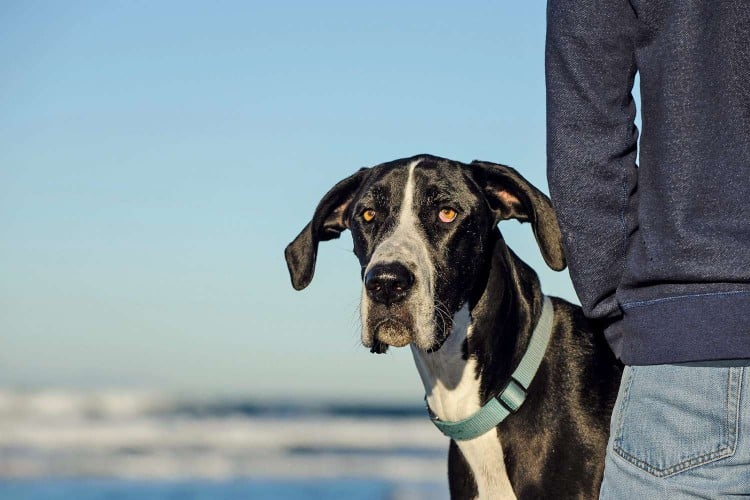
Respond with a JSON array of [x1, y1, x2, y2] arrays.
[[0, 390, 449, 499], [0, 479, 449, 500]]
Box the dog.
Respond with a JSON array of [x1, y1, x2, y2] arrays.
[[285, 154, 622, 499]]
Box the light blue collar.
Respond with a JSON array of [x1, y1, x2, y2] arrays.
[[427, 295, 554, 441]]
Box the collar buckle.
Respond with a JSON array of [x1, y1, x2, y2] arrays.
[[498, 377, 527, 413]]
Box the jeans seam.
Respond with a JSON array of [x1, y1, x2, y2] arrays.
[[612, 367, 635, 452], [614, 445, 734, 477], [730, 367, 742, 453], [612, 367, 741, 478]]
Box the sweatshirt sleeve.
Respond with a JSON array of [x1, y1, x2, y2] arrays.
[[545, 0, 639, 322]]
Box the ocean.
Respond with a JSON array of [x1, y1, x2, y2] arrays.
[[0, 390, 449, 499]]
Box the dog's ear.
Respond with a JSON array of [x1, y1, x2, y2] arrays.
[[285, 168, 370, 290], [469, 160, 566, 271]]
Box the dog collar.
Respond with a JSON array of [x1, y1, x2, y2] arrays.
[[426, 295, 554, 441]]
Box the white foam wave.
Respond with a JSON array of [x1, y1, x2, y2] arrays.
[[0, 390, 448, 482], [0, 389, 165, 420]]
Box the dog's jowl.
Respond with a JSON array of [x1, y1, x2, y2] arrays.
[[285, 155, 622, 500]]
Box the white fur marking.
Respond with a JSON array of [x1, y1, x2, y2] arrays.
[[412, 305, 516, 500], [362, 159, 436, 350]]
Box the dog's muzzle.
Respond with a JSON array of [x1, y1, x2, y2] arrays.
[[364, 262, 416, 350]]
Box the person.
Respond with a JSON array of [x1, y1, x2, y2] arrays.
[[545, 1, 750, 497]]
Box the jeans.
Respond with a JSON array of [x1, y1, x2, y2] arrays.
[[600, 363, 750, 499]]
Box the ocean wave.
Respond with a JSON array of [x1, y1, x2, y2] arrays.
[[0, 390, 428, 420], [0, 390, 448, 482]]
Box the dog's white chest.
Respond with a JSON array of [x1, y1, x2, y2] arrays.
[[457, 432, 516, 500], [411, 306, 516, 500]]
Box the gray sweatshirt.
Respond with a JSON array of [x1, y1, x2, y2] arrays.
[[546, 0, 750, 364]]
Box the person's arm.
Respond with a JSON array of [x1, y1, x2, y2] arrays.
[[545, 0, 639, 323]]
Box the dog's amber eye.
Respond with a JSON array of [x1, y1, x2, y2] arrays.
[[438, 208, 457, 223], [362, 209, 376, 222]]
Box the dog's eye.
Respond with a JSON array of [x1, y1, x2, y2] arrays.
[[362, 209, 376, 223], [438, 208, 457, 223]]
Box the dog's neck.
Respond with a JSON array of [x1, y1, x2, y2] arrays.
[[411, 231, 538, 499], [412, 230, 543, 420], [469, 233, 543, 404], [410, 302, 477, 421]]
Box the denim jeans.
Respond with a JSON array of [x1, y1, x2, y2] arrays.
[[600, 363, 750, 499]]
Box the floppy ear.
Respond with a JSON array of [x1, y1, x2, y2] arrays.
[[285, 168, 370, 290], [469, 160, 566, 271]]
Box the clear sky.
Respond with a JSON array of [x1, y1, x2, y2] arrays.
[[1, 2, 583, 402]]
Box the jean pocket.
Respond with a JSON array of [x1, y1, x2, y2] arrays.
[[612, 365, 742, 477]]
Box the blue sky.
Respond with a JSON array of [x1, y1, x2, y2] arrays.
[[1, 2, 583, 402]]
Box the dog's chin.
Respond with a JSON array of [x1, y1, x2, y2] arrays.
[[365, 312, 454, 352], [375, 320, 412, 347], [364, 318, 414, 354]]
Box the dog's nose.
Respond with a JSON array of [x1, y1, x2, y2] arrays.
[[364, 263, 415, 305]]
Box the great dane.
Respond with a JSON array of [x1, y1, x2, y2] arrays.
[[285, 154, 622, 499]]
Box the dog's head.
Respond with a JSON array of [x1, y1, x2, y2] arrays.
[[285, 155, 565, 353]]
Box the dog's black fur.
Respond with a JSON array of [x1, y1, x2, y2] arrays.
[[285, 155, 622, 499]]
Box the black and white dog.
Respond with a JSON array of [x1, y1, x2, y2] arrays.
[[285, 155, 622, 499]]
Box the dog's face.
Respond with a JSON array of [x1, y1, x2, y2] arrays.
[[285, 155, 565, 353], [349, 158, 496, 353]]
